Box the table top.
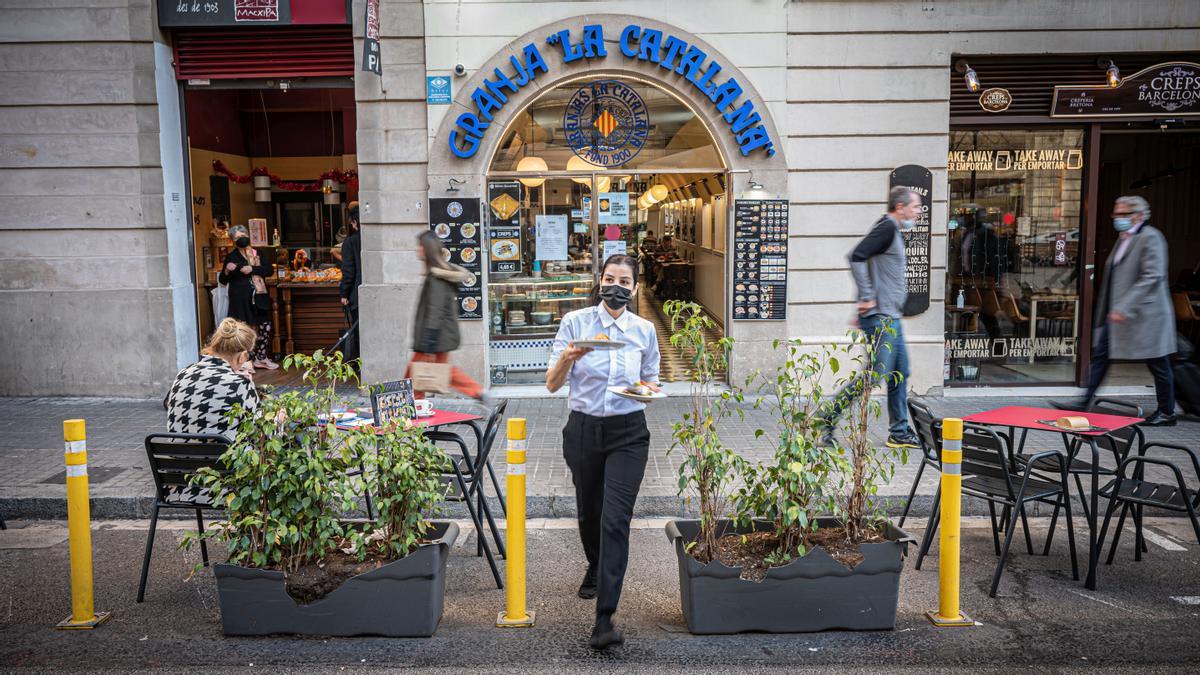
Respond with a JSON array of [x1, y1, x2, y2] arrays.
[[963, 405, 1142, 436], [335, 409, 482, 433]]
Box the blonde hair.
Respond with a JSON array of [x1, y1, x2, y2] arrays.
[[203, 318, 257, 358]]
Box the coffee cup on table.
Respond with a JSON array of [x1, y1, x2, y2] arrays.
[[414, 399, 434, 417]]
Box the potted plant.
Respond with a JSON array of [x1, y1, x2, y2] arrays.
[[184, 351, 456, 637], [665, 326, 916, 634]]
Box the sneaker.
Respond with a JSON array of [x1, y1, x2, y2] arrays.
[[886, 432, 920, 449], [578, 566, 597, 599], [589, 615, 624, 650], [254, 359, 280, 370]]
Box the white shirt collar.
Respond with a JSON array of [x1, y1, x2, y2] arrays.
[[596, 303, 632, 332]]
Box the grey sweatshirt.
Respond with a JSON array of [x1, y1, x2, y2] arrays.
[[848, 214, 907, 318]]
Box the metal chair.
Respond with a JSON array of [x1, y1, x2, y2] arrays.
[[1098, 442, 1200, 567], [897, 399, 942, 528], [916, 424, 1078, 597], [138, 433, 230, 603], [426, 429, 504, 589], [442, 400, 510, 558]]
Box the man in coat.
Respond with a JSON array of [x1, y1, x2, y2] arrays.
[[339, 202, 363, 367], [1059, 196, 1177, 425]]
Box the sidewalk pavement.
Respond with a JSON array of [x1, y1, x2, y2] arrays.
[[1, 516, 1199, 670], [1, 393, 1196, 519]]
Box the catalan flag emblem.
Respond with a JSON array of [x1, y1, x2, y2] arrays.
[[593, 109, 619, 138]]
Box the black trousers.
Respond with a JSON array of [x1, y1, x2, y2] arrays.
[[343, 306, 360, 366], [1084, 324, 1175, 415], [562, 409, 650, 617]]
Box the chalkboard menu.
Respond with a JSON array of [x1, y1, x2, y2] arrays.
[[732, 199, 788, 321], [889, 164, 933, 317], [429, 198, 483, 320]]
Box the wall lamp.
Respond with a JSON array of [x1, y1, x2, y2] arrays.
[[446, 178, 465, 193], [955, 60, 980, 92], [1099, 58, 1121, 88]]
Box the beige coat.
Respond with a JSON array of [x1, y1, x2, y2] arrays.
[[1094, 224, 1175, 360]]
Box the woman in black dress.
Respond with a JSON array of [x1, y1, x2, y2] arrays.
[[219, 225, 277, 371]]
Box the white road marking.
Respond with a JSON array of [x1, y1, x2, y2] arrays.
[[1142, 528, 1187, 552], [1170, 596, 1200, 605], [1069, 590, 1145, 616]]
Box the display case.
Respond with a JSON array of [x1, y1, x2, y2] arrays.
[[203, 245, 344, 285], [487, 274, 593, 385]]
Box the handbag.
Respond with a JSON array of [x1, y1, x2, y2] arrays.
[[248, 249, 271, 313], [410, 360, 452, 394]]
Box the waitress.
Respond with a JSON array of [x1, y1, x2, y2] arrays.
[[546, 254, 661, 650]]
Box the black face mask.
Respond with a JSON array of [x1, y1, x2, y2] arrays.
[[599, 284, 633, 311], [234, 236, 251, 248]]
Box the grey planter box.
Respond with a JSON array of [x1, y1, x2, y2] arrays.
[[214, 521, 458, 637], [665, 518, 915, 634]]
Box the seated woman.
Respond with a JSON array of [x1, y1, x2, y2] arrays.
[[166, 318, 261, 440]]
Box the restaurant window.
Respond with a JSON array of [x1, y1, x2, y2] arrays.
[[945, 128, 1085, 385]]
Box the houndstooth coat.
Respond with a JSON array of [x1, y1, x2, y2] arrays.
[[166, 356, 260, 440]]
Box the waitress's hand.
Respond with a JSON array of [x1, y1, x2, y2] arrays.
[[642, 381, 662, 393], [562, 343, 593, 362]]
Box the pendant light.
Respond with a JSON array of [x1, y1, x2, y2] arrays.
[[516, 156, 547, 187]]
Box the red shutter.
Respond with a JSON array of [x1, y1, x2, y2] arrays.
[[172, 26, 354, 81]]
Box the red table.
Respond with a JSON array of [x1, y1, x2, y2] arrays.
[[963, 405, 1142, 590], [337, 409, 483, 433]]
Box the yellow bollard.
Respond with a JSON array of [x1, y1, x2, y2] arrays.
[[56, 419, 111, 629], [926, 417, 973, 627], [496, 417, 535, 627]]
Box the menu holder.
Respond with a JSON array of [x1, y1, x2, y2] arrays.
[[371, 379, 415, 427], [732, 199, 788, 321]]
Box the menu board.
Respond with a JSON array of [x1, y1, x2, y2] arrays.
[[487, 181, 522, 274], [889, 164, 932, 317], [429, 198, 483, 320], [732, 199, 788, 321], [371, 379, 415, 426]]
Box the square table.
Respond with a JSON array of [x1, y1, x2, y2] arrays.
[[962, 405, 1143, 590], [336, 408, 483, 433]]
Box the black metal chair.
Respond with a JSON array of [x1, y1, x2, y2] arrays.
[[897, 400, 942, 528], [1098, 442, 1200, 567], [440, 400, 510, 558], [426, 429, 504, 589], [916, 424, 1078, 597], [138, 433, 230, 603]]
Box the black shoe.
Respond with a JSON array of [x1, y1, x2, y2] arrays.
[[578, 566, 597, 599], [589, 615, 624, 650], [886, 432, 920, 449], [1141, 411, 1178, 427], [1050, 398, 1089, 412]]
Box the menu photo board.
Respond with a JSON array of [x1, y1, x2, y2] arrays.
[[429, 198, 483, 320], [487, 181, 522, 274], [889, 164, 933, 317], [732, 199, 788, 321], [371, 379, 415, 426]]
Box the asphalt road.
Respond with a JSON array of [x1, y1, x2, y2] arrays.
[[1, 517, 1198, 673]]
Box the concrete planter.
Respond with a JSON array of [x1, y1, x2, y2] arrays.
[[665, 518, 915, 634], [214, 521, 458, 637]]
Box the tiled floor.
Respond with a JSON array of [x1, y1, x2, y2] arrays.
[[635, 287, 725, 383]]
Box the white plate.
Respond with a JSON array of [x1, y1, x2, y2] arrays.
[[573, 339, 628, 350], [608, 386, 667, 402]]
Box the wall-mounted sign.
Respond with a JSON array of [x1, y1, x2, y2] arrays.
[[362, 0, 382, 75], [427, 76, 451, 104], [732, 199, 788, 321], [978, 87, 1012, 113], [1051, 61, 1200, 118], [448, 23, 776, 160], [564, 81, 649, 166], [429, 198, 483, 319], [947, 148, 1083, 172], [157, 0, 352, 27], [487, 182, 522, 274], [889, 165, 932, 317]]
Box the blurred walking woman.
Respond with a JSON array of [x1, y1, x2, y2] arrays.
[[546, 254, 661, 650], [406, 231, 485, 399], [219, 225, 277, 371]]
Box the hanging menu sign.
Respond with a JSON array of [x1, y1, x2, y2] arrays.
[[732, 199, 787, 321], [429, 198, 483, 320], [889, 164, 932, 317], [1051, 62, 1200, 118], [487, 181, 522, 274]]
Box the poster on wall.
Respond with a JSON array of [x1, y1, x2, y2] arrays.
[[597, 192, 628, 224], [889, 164, 932, 317], [732, 199, 788, 321], [429, 198, 483, 320], [602, 239, 627, 261], [248, 218, 268, 246], [535, 214, 569, 261], [487, 181, 522, 274]]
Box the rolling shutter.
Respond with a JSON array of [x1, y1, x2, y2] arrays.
[[172, 26, 354, 81]]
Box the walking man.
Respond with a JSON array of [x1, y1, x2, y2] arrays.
[[820, 186, 921, 449], [339, 201, 363, 367], [1058, 196, 1177, 425]]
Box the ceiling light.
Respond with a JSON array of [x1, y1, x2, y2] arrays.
[[567, 154, 604, 185], [516, 156, 547, 187]]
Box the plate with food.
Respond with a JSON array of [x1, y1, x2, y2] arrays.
[[434, 223, 451, 238], [461, 247, 478, 263], [608, 381, 666, 402], [1037, 416, 1110, 433], [461, 223, 477, 239], [572, 333, 628, 350], [491, 240, 518, 260]]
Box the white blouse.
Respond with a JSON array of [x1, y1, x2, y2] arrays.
[[549, 304, 661, 417]]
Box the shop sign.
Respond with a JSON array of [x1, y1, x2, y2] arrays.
[[430, 198, 483, 319], [947, 148, 1083, 172], [732, 199, 788, 321], [978, 88, 1012, 113], [448, 23, 776, 161], [362, 0, 382, 76], [945, 337, 1076, 360], [159, 0, 355, 27], [1052, 62, 1200, 118], [565, 81, 649, 166], [487, 181, 522, 276], [427, 76, 451, 104], [889, 165, 932, 317]]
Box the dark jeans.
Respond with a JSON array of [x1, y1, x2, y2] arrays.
[[824, 314, 912, 436], [1084, 325, 1175, 415], [343, 305, 360, 366], [562, 410, 650, 618]]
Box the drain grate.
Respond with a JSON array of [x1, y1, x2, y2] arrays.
[[41, 466, 128, 485]]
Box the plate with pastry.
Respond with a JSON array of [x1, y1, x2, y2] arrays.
[[609, 381, 667, 402], [572, 333, 628, 350], [1037, 416, 1110, 433]]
